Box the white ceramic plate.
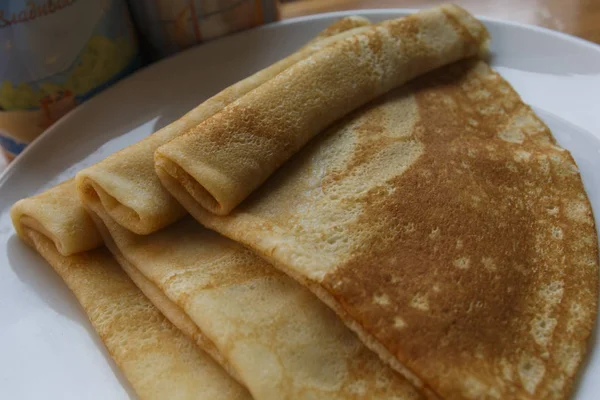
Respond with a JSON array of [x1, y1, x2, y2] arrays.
[[1, 10, 599, 399]]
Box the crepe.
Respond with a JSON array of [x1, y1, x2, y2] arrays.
[[171, 60, 599, 399], [75, 17, 372, 235], [87, 195, 424, 399], [154, 4, 490, 216], [14, 223, 250, 399], [11, 18, 409, 398], [11, 180, 102, 256], [301, 15, 371, 48]]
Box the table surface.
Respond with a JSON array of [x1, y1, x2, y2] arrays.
[[2, 0, 598, 173], [280, 0, 600, 44]]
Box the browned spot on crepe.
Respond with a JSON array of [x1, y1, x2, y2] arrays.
[[321, 60, 598, 399]]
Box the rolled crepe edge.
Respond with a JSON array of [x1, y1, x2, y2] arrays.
[[153, 157, 212, 221], [16, 215, 63, 253], [76, 175, 187, 235], [302, 15, 371, 49], [11, 197, 103, 256], [155, 150, 236, 216]]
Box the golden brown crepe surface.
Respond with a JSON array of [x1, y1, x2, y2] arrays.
[[12, 9, 597, 400], [75, 19, 371, 235], [21, 229, 251, 400], [179, 60, 599, 399], [154, 5, 490, 217], [89, 211, 244, 385], [88, 203, 424, 400], [302, 15, 371, 47], [11, 179, 102, 256], [11, 183, 251, 399]]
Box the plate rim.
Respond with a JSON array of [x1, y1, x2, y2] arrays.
[[281, 8, 600, 51], [2, 8, 600, 186]]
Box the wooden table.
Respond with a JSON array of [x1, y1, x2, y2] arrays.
[[281, 0, 600, 44]]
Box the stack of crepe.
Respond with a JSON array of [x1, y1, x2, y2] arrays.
[[11, 5, 598, 400]]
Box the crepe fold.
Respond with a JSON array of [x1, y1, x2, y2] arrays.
[[173, 60, 599, 399], [11, 17, 426, 399], [11, 180, 103, 256], [85, 185, 423, 400], [302, 15, 371, 48], [10, 191, 251, 400], [75, 17, 372, 235], [154, 4, 490, 217]]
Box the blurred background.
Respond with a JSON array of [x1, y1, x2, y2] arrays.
[[281, 0, 600, 44], [0, 0, 598, 170]]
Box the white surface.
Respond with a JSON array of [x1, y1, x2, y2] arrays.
[[1, 10, 599, 399]]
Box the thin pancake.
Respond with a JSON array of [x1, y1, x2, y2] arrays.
[[91, 214, 244, 385], [11, 179, 102, 255], [87, 200, 424, 400], [75, 18, 372, 235], [301, 15, 371, 48], [19, 229, 251, 400], [11, 181, 247, 386], [154, 5, 489, 216], [176, 60, 599, 399], [10, 19, 393, 397]]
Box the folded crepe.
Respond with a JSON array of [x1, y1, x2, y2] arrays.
[[76, 17, 372, 235], [11, 187, 251, 400], [12, 18, 419, 399], [154, 4, 490, 216], [168, 60, 599, 399], [301, 15, 370, 48], [85, 189, 424, 399], [12, 179, 103, 255]]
